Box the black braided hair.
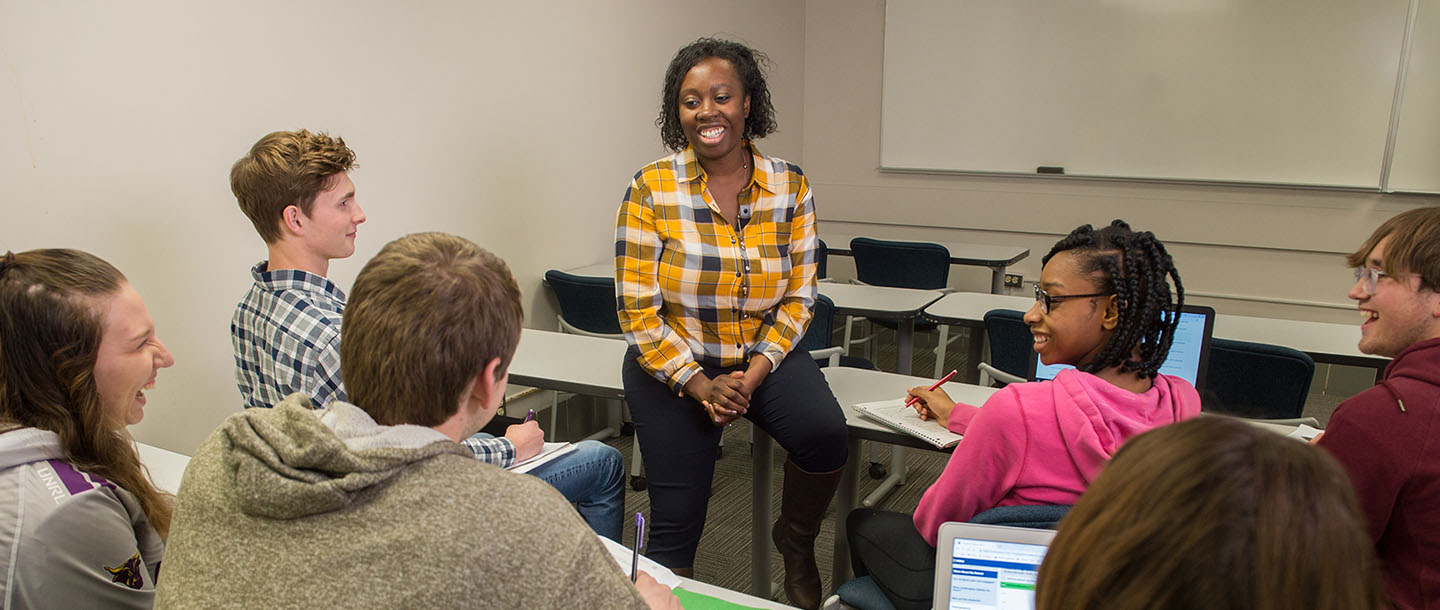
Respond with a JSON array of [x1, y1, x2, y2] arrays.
[[1041, 220, 1185, 377]]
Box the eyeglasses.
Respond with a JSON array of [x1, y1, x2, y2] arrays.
[[1034, 284, 1113, 314], [1352, 266, 1415, 296]]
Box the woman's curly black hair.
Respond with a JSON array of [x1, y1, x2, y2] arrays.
[[1042, 220, 1186, 377], [656, 37, 778, 152]]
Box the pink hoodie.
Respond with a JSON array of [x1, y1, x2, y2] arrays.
[[912, 367, 1201, 545]]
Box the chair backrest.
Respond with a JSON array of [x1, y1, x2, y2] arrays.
[[849, 237, 950, 290], [799, 294, 876, 370], [816, 238, 829, 280], [968, 504, 1071, 530], [797, 293, 837, 354], [1202, 337, 1315, 419], [544, 269, 623, 336], [983, 309, 1031, 380]]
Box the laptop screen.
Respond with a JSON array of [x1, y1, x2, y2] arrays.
[[941, 536, 1049, 610], [1030, 304, 1215, 390]]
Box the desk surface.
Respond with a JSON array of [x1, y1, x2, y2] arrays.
[[924, 291, 1034, 326], [921, 291, 1385, 368], [817, 282, 944, 317], [509, 328, 628, 399], [137, 442, 190, 495], [565, 262, 614, 279], [823, 235, 1030, 268], [823, 366, 999, 451]]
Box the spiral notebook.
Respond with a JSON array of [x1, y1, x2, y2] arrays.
[[854, 399, 964, 449]]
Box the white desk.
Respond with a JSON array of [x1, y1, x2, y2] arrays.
[[922, 291, 1389, 373], [558, 267, 948, 377], [566, 262, 614, 279], [1212, 314, 1385, 370], [509, 328, 629, 400], [824, 236, 1030, 294], [923, 291, 1033, 327], [821, 366, 998, 587], [816, 282, 945, 377], [136, 442, 191, 495]]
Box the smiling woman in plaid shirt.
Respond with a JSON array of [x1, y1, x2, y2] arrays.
[[615, 38, 847, 609]]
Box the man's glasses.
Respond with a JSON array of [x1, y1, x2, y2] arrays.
[[1034, 284, 1112, 314], [1352, 266, 1414, 296]]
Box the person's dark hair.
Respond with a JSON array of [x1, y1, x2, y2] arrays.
[[1041, 219, 1183, 377], [657, 37, 778, 152], [0, 249, 172, 536], [1036, 416, 1389, 610], [341, 233, 523, 427]]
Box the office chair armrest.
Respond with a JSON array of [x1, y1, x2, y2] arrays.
[[809, 346, 844, 367], [978, 362, 1025, 386]]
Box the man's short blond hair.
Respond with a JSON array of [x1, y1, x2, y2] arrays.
[[231, 130, 356, 243], [340, 233, 523, 427]]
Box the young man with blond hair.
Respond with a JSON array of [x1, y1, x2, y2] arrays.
[[162, 233, 679, 609], [227, 130, 624, 539], [1318, 206, 1440, 610]]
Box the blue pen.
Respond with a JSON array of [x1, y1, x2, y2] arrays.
[[631, 513, 645, 582]]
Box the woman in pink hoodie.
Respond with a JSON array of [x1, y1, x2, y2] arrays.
[[845, 220, 1203, 610]]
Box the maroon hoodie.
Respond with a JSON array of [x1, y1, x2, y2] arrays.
[[1320, 337, 1440, 610]]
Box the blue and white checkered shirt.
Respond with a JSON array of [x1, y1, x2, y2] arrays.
[[230, 261, 515, 466]]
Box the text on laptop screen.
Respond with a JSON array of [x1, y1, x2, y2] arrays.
[[1033, 308, 1209, 385], [946, 537, 1049, 610]]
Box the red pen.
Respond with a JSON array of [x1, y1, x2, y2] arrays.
[[905, 369, 958, 407]]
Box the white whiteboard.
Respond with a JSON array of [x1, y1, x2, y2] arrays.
[[1388, 0, 1440, 193], [880, 0, 1414, 188]]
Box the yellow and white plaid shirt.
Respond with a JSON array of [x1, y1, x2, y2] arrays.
[[616, 143, 818, 392]]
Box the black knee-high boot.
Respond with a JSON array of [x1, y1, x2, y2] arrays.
[[771, 460, 843, 609]]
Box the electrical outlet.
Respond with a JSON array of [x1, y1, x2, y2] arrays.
[[1004, 273, 1023, 288]]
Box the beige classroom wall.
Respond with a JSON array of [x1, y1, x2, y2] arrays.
[[0, 1, 806, 454], [802, 0, 1440, 320]]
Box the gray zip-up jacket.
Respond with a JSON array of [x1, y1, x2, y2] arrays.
[[0, 427, 163, 609]]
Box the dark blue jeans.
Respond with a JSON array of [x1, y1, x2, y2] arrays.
[[623, 347, 848, 569]]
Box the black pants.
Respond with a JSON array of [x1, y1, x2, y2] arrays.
[[847, 508, 936, 610], [623, 348, 848, 569]]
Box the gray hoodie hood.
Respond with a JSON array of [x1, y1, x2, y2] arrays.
[[0, 428, 65, 471], [220, 394, 472, 520]]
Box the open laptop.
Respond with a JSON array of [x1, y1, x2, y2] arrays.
[[1028, 304, 1216, 391], [933, 522, 1055, 610]]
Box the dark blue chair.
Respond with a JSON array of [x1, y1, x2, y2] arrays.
[[1202, 338, 1315, 420], [978, 309, 1030, 386], [543, 269, 622, 337], [818, 238, 829, 280], [846, 237, 956, 378], [968, 504, 1071, 529], [799, 294, 876, 370]]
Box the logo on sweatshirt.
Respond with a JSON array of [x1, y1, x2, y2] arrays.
[[105, 553, 144, 589]]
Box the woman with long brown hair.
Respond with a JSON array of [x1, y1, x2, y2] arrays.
[[0, 249, 174, 607], [1037, 416, 1389, 610]]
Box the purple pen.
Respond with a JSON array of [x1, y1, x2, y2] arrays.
[[523, 409, 535, 423], [631, 513, 645, 582]]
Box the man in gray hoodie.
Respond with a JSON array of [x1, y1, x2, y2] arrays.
[[156, 233, 679, 609]]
